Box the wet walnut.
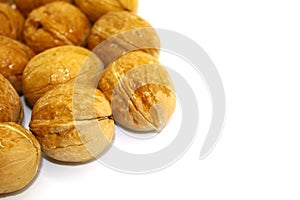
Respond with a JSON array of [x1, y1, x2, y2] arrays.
[[0, 36, 35, 94], [99, 51, 176, 132], [0, 122, 41, 194], [14, 0, 74, 17], [30, 83, 114, 163], [88, 11, 160, 66], [0, 3, 24, 40], [23, 1, 91, 53], [75, 0, 138, 22], [0, 74, 23, 124], [22, 45, 103, 107]]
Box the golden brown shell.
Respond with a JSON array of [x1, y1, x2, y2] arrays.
[[14, 0, 74, 17], [0, 122, 41, 194], [22, 45, 103, 107], [30, 83, 114, 162], [88, 11, 160, 65], [0, 74, 23, 124], [75, 0, 138, 22], [0, 3, 24, 40], [99, 51, 176, 131], [0, 36, 35, 94], [23, 1, 91, 53]]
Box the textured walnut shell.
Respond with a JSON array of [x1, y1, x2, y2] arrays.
[[0, 122, 41, 194], [75, 0, 138, 22], [22, 45, 103, 107], [88, 11, 160, 65], [0, 3, 24, 40], [14, 0, 74, 17], [0, 74, 23, 124], [30, 83, 114, 163], [99, 51, 176, 132], [0, 36, 35, 94], [23, 1, 91, 53]]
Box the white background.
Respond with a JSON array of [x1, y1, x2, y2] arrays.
[[3, 0, 300, 199]]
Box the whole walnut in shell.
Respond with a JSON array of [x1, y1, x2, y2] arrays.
[[0, 122, 41, 194], [14, 0, 74, 17], [88, 11, 160, 66], [0, 74, 23, 124], [0, 36, 35, 94], [22, 45, 103, 107], [75, 0, 138, 22], [0, 3, 24, 40], [23, 1, 91, 53], [99, 51, 176, 132], [30, 83, 114, 163]]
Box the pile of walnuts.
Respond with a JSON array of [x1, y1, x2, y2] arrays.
[[0, 0, 176, 194]]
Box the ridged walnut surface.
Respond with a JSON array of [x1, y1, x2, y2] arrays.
[[0, 122, 41, 194], [0, 74, 23, 124], [75, 0, 138, 22], [14, 0, 73, 17], [99, 51, 176, 132], [22, 45, 103, 107], [30, 83, 114, 162], [23, 1, 91, 53], [88, 11, 160, 65], [0, 3, 24, 40], [0, 36, 35, 94]]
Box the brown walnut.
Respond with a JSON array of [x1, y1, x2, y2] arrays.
[[0, 74, 23, 124], [23, 1, 91, 53], [29, 83, 114, 163], [0, 36, 35, 94], [99, 51, 176, 132], [0, 122, 41, 194], [22, 45, 103, 107], [75, 0, 138, 22], [88, 11, 160, 66], [14, 0, 74, 17], [0, 3, 24, 40]]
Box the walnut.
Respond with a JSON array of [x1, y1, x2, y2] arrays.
[[75, 0, 138, 22], [88, 11, 160, 66], [0, 122, 41, 194], [0, 36, 35, 94], [0, 74, 23, 124], [22, 45, 103, 107], [23, 1, 91, 53], [0, 3, 24, 40], [29, 83, 114, 162], [99, 51, 176, 131], [14, 0, 74, 17]]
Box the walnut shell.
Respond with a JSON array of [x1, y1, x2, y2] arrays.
[[0, 122, 41, 194], [75, 0, 138, 22], [22, 45, 103, 107], [0, 3, 24, 40], [0, 36, 35, 94], [14, 0, 74, 17], [88, 11, 160, 66], [23, 1, 91, 53], [0, 74, 23, 124], [99, 51, 176, 132], [30, 83, 114, 163]]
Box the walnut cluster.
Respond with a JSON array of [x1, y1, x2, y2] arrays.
[[0, 0, 176, 195]]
